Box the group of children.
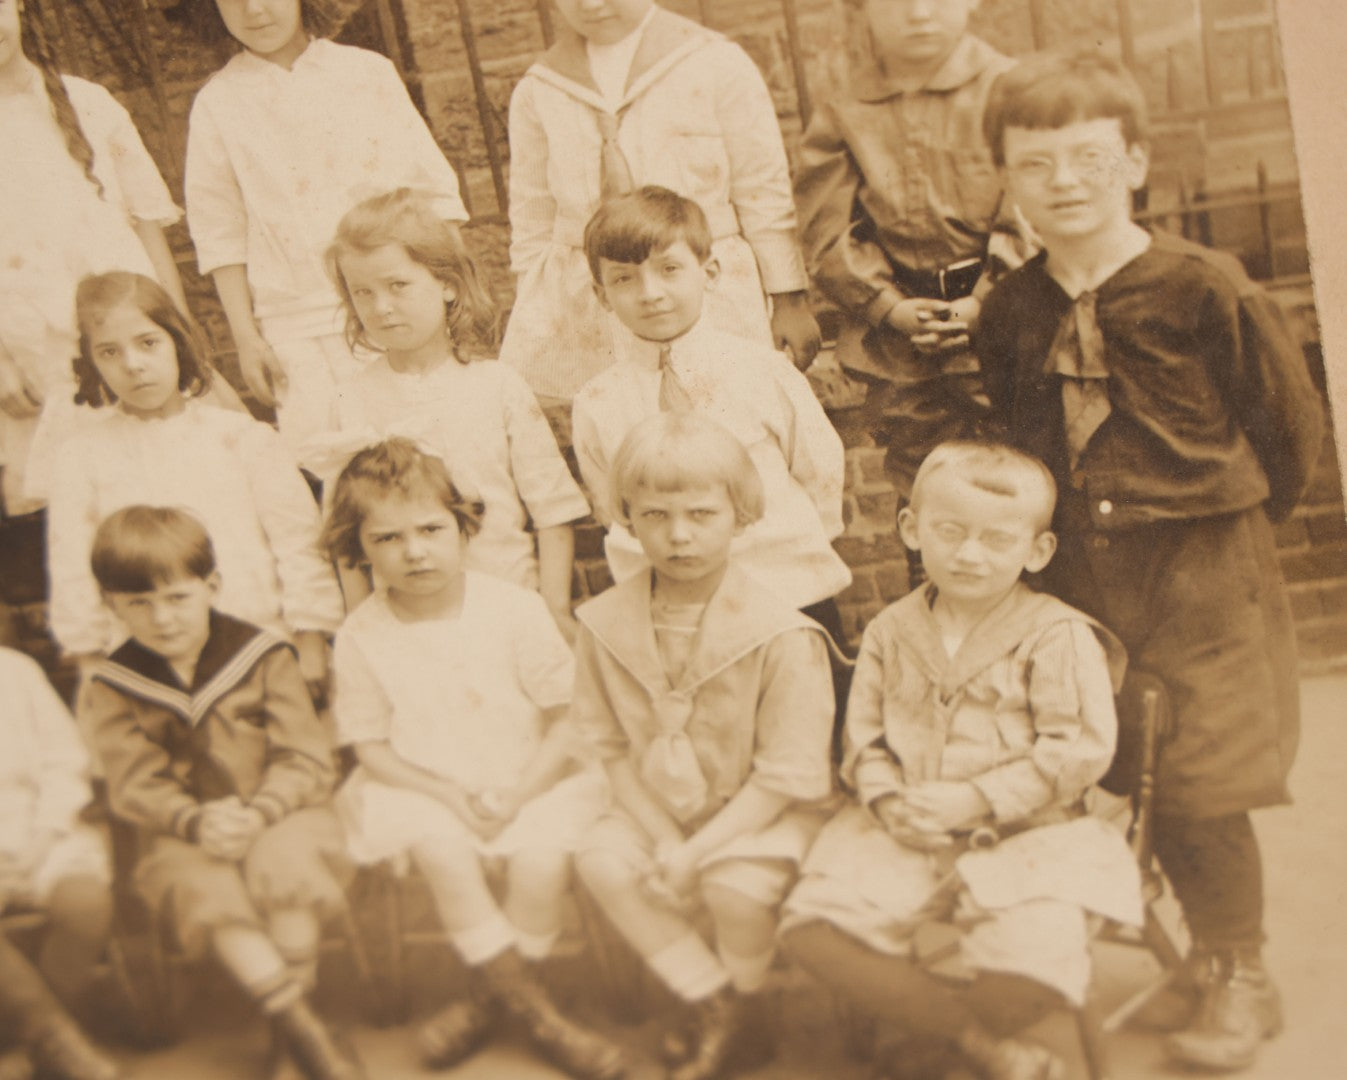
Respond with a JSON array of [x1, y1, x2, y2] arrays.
[[0, 0, 1325, 1079]]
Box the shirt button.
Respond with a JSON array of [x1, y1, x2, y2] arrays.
[[1098, 500, 1114, 515]]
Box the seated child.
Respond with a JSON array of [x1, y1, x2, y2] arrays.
[[781, 442, 1141, 1080], [573, 413, 836, 1080], [571, 185, 851, 639], [322, 439, 624, 1080], [0, 648, 118, 1080], [81, 507, 361, 1080], [794, 0, 1025, 515], [975, 52, 1323, 1073]]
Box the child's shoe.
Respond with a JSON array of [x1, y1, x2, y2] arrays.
[[480, 950, 627, 1080], [1164, 950, 1283, 1071], [272, 998, 366, 1080], [955, 1021, 1063, 1080], [26, 1014, 120, 1080], [1130, 942, 1214, 1033], [416, 977, 496, 1069], [667, 987, 752, 1080], [660, 990, 774, 1074]]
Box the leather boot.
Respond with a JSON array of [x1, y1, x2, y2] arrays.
[[667, 987, 752, 1080], [272, 998, 366, 1080], [1131, 942, 1215, 1032], [660, 989, 773, 1072], [1165, 950, 1283, 1071], [25, 1013, 120, 1080], [480, 950, 627, 1080], [417, 972, 496, 1070], [955, 1021, 1064, 1080]]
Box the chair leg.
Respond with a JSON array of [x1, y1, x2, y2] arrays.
[[1075, 995, 1112, 1080], [1140, 904, 1185, 971]]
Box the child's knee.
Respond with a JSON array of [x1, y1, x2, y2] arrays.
[[701, 880, 776, 935], [508, 848, 571, 897], [44, 874, 114, 932], [575, 847, 638, 898]]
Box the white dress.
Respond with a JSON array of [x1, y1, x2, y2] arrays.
[[333, 573, 606, 863], [1, 72, 180, 513], [307, 356, 589, 591], [45, 399, 343, 656]]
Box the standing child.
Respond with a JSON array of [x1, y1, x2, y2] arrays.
[[782, 442, 1139, 1080], [83, 506, 361, 1080], [793, 0, 1024, 534], [572, 187, 851, 640], [502, 0, 820, 400], [308, 188, 590, 634], [0, 647, 119, 1080], [178, 0, 467, 453], [46, 272, 342, 697], [574, 413, 836, 1080], [975, 53, 1323, 1072], [0, 0, 185, 519], [323, 439, 625, 1079]]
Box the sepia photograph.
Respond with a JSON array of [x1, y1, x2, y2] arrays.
[[1, 0, 1344, 1077]]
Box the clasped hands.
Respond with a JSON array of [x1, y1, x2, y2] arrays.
[[871, 781, 991, 853], [642, 837, 701, 913], [885, 296, 981, 357], [197, 796, 267, 861]]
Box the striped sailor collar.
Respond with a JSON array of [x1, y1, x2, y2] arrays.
[[94, 611, 288, 727]]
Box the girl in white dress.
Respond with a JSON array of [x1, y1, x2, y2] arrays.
[[322, 438, 624, 1079], [0, 0, 185, 518], [308, 187, 589, 639], [46, 272, 342, 697]]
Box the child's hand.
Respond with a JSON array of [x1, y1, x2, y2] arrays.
[[469, 787, 524, 826], [902, 781, 991, 833], [873, 793, 953, 852], [924, 296, 981, 355], [198, 798, 261, 860], [0, 347, 43, 419], [653, 840, 701, 902], [438, 783, 504, 841], [886, 298, 951, 355], [294, 631, 331, 709], [770, 291, 823, 370], [234, 328, 288, 408]]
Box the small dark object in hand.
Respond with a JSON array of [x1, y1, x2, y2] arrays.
[[935, 309, 952, 321]]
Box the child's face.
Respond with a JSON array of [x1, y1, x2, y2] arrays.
[[358, 490, 466, 600], [103, 573, 219, 669], [593, 242, 716, 343], [214, 0, 307, 66], [86, 303, 184, 420], [1001, 118, 1149, 245], [627, 481, 741, 592], [0, 0, 22, 75], [899, 477, 1055, 611], [339, 244, 453, 361], [553, 0, 653, 45], [866, 0, 978, 70]]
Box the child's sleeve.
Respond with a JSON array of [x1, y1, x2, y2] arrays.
[[794, 101, 902, 325], [501, 368, 591, 529], [184, 93, 248, 277], [570, 625, 630, 763], [765, 357, 846, 538], [750, 628, 834, 802], [12, 653, 92, 837], [250, 647, 338, 822], [82, 80, 180, 227], [570, 392, 616, 527], [841, 620, 906, 807], [969, 621, 1118, 824], [506, 77, 560, 277], [85, 680, 201, 840], [234, 418, 344, 635], [330, 627, 395, 748], [713, 43, 808, 295], [45, 440, 112, 657]]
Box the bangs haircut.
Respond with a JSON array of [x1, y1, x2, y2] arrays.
[[91, 506, 217, 594], [610, 413, 764, 528], [168, 0, 340, 49], [983, 51, 1149, 167], [584, 186, 713, 283], [73, 272, 213, 408], [327, 187, 499, 354], [910, 441, 1057, 532], [323, 437, 484, 567]]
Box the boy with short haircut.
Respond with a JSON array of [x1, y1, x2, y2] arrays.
[[975, 52, 1323, 1072], [794, 0, 1024, 518], [573, 412, 836, 1080], [81, 506, 362, 1080], [782, 441, 1138, 1080], [571, 185, 851, 638]]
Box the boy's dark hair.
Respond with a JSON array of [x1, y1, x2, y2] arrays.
[[583, 185, 713, 283], [983, 51, 1149, 167], [327, 187, 499, 354], [323, 437, 484, 568], [168, 0, 340, 49], [92, 506, 217, 594], [73, 272, 214, 408]]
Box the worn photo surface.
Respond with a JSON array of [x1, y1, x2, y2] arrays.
[[2, 0, 1343, 1076]]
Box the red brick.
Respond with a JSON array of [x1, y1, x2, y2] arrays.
[[855, 490, 899, 527], [584, 563, 615, 596], [1288, 587, 1324, 621], [573, 521, 607, 561], [1278, 543, 1347, 584], [1305, 511, 1347, 546], [837, 574, 878, 606], [1274, 517, 1309, 549], [875, 566, 911, 604]]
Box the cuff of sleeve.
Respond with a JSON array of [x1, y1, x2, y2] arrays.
[[969, 767, 1054, 825], [194, 248, 248, 278], [751, 766, 832, 804], [864, 287, 904, 328], [431, 197, 469, 223], [751, 239, 809, 294], [172, 805, 203, 843], [250, 792, 289, 826], [850, 752, 903, 803]]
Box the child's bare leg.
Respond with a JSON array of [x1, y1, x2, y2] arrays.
[[268, 907, 322, 993], [503, 848, 569, 960], [411, 836, 505, 949], [574, 848, 694, 961], [701, 878, 778, 994], [39, 875, 113, 1008]]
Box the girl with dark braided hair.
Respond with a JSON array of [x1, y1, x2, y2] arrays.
[[0, 0, 185, 522]]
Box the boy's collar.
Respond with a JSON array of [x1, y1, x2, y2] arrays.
[[616, 316, 710, 369], [850, 34, 1009, 102]]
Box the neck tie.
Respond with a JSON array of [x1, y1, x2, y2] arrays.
[[595, 111, 635, 200], [657, 344, 693, 413], [1048, 290, 1111, 473]]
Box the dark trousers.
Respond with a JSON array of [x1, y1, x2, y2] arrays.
[[1152, 812, 1265, 952]]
